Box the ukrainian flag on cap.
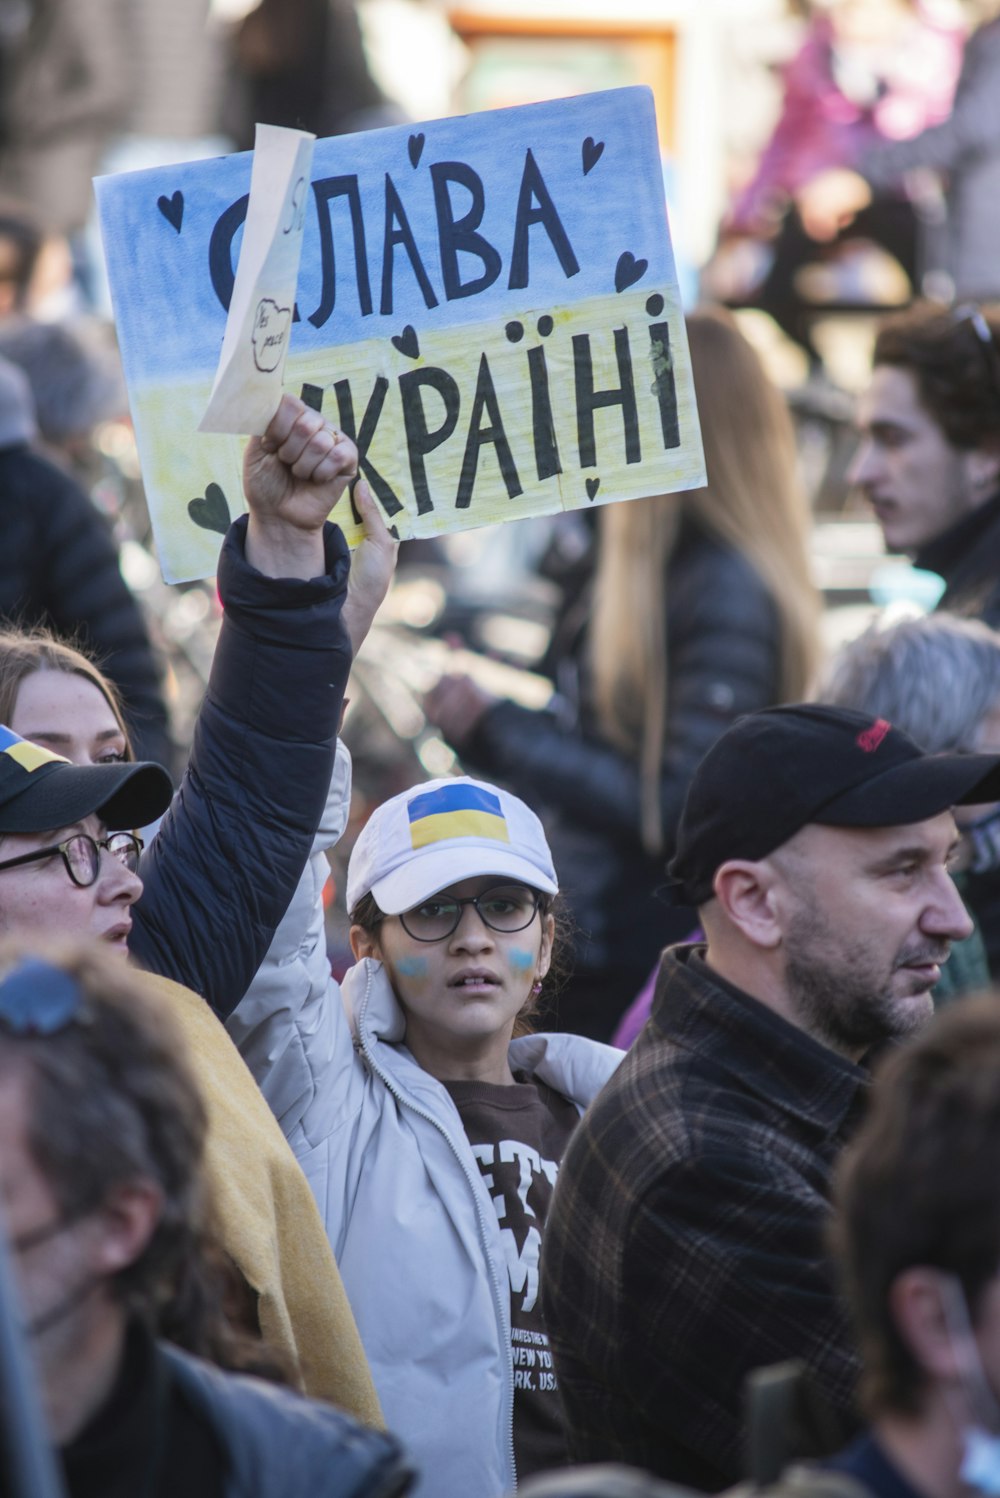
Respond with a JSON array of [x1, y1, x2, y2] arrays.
[[408, 783, 510, 849], [0, 725, 66, 773]]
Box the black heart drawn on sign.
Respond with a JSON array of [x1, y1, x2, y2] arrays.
[[188, 482, 231, 535], [614, 252, 648, 293], [391, 325, 420, 359], [582, 138, 604, 175], [408, 133, 425, 168], [157, 191, 184, 232], [585, 477, 601, 501]]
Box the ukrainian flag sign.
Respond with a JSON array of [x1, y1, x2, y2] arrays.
[[96, 86, 704, 583], [408, 784, 510, 849]]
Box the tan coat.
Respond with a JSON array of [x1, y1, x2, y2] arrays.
[[143, 971, 382, 1427]]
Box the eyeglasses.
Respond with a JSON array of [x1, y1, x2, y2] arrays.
[[0, 956, 86, 1037], [397, 884, 543, 943], [0, 831, 143, 889]]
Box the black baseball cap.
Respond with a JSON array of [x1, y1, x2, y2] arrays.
[[668, 703, 1000, 907], [0, 725, 172, 834]]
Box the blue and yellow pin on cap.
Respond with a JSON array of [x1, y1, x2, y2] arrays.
[[0, 725, 172, 836], [347, 776, 557, 916]]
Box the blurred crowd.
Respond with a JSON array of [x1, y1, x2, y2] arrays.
[[4, 4, 1000, 1498]]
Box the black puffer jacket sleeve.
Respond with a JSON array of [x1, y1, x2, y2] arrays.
[[462, 534, 783, 850], [0, 445, 173, 770], [129, 515, 352, 1019]]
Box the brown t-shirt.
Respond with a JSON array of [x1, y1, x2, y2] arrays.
[[444, 1071, 579, 1481]]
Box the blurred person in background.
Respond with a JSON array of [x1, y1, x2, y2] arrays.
[[223, 0, 404, 150], [799, 6, 1000, 307], [426, 307, 821, 1041], [846, 302, 1000, 974], [0, 348, 174, 769], [818, 611, 1000, 1003], [708, 0, 964, 372], [0, 316, 125, 476], [0, 0, 129, 259], [0, 943, 409, 1497], [848, 302, 1000, 624]]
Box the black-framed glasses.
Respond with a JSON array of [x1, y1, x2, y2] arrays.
[[953, 302, 1000, 408], [397, 883, 542, 943], [0, 831, 143, 889]]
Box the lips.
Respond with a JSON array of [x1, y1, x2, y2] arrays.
[[101, 922, 132, 948], [896, 945, 950, 989], [449, 968, 499, 989]]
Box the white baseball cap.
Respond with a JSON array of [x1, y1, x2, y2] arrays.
[[346, 776, 558, 916]]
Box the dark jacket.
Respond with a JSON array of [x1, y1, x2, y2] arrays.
[[0, 441, 174, 768], [912, 487, 1000, 629], [130, 515, 352, 1021], [540, 945, 867, 1491], [459, 523, 784, 985], [163, 1342, 411, 1498]]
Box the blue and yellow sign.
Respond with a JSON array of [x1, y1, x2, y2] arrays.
[[97, 86, 704, 582]]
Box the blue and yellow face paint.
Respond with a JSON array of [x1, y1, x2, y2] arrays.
[[407, 784, 510, 850]]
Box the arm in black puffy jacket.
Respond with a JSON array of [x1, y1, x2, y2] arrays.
[[128, 515, 352, 1020], [459, 536, 783, 851]]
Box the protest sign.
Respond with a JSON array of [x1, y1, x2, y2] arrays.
[[97, 85, 704, 583]]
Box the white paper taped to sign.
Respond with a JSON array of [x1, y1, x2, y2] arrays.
[[199, 123, 315, 435]]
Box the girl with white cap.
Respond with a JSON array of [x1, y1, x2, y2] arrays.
[[230, 772, 621, 1498]]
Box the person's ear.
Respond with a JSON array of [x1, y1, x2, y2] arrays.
[[966, 443, 1000, 498], [91, 1179, 163, 1277], [712, 859, 784, 949], [889, 1267, 967, 1384], [350, 924, 382, 962], [535, 909, 555, 983]]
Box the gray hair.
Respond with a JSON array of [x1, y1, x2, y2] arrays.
[[817, 612, 1000, 754]]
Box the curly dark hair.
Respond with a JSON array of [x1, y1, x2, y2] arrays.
[[873, 301, 1000, 450]]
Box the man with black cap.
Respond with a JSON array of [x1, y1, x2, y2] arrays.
[[540, 703, 1000, 1492]]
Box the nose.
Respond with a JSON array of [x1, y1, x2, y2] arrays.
[[846, 436, 878, 491], [449, 902, 494, 950], [922, 872, 975, 944], [96, 848, 142, 907]]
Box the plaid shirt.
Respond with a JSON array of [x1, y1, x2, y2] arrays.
[[540, 944, 868, 1490]]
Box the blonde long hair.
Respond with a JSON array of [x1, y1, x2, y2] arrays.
[[591, 306, 820, 852]]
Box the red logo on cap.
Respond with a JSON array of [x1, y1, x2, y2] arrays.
[[857, 718, 891, 753]]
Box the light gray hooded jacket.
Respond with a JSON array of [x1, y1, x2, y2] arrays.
[[227, 745, 622, 1498]]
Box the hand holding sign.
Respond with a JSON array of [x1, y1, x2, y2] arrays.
[[242, 394, 397, 639], [342, 479, 399, 657], [243, 394, 359, 578]]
